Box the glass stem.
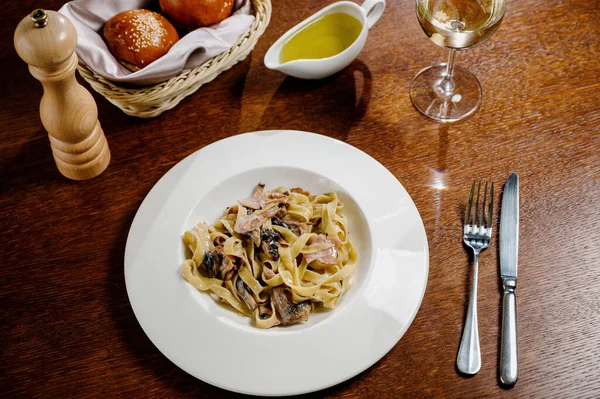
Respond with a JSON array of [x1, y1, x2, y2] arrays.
[[441, 50, 456, 93]]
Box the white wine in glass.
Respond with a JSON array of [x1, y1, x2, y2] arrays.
[[410, 0, 505, 122]]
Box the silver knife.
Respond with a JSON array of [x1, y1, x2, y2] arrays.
[[499, 172, 519, 386]]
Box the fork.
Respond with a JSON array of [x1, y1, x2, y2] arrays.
[[456, 180, 494, 375]]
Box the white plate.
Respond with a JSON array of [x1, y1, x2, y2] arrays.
[[125, 130, 428, 396]]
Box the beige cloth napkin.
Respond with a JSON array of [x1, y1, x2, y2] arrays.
[[58, 0, 254, 85]]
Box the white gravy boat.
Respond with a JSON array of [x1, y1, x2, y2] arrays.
[[264, 0, 386, 79]]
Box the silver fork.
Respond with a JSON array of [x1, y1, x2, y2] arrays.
[[456, 180, 494, 375]]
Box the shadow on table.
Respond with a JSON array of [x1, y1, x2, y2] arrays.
[[0, 129, 64, 195], [152, 54, 254, 143], [0, 55, 64, 193], [257, 59, 372, 142]]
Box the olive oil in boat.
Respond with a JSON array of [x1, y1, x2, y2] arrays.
[[280, 12, 363, 63]]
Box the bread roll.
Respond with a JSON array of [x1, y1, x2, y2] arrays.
[[103, 9, 179, 72], [159, 0, 234, 30]]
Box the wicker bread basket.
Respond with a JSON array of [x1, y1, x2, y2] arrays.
[[77, 0, 272, 118]]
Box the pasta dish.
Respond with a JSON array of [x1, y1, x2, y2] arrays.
[[181, 184, 357, 328]]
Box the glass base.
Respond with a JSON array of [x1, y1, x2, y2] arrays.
[[410, 64, 482, 123]]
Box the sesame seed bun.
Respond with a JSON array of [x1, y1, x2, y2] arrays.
[[159, 0, 234, 30], [103, 9, 179, 72]]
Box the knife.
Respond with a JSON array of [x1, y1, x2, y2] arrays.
[[499, 172, 519, 386]]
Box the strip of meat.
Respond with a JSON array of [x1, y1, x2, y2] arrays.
[[304, 234, 342, 265], [234, 205, 279, 234], [238, 183, 267, 210], [263, 266, 275, 280]]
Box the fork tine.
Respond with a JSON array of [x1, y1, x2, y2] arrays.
[[474, 180, 481, 226], [481, 181, 488, 227], [466, 180, 475, 225], [488, 182, 494, 228]]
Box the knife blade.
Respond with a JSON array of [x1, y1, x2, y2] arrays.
[[500, 173, 519, 279], [499, 172, 519, 386]]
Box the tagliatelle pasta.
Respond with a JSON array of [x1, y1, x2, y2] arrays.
[[181, 184, 357, 328]]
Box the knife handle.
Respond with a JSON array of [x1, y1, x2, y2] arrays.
[[500, 279, 518, 386]]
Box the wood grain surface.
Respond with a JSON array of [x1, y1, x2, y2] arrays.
[[1, 0, 599, 397]]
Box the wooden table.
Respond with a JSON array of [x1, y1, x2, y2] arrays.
[[1, 0, 599, 397]]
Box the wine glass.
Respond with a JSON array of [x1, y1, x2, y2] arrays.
[[410, 0, 506, 122]]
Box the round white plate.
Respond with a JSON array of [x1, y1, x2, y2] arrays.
[[125, 130, 428, 396]]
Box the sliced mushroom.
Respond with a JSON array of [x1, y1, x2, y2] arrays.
[[226, 205, 239, 217], [258, 303, 273, 320], [271, 286, 311, 325], [215, 247, 237, 280], [243, 229, 261, 247], [236, 278, 257, 311], [257, 303, 280, 326], [201, 251, 218, 278], [276, 204, 287, 218], [260, 228, 280, 260], [274, 218, 308, 236], [272, 218, 290, 230], [292, 221, 308, 235], [221, 256, 236, 280]]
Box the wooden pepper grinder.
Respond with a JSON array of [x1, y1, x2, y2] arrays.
[[14, 9, 110, 180]]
